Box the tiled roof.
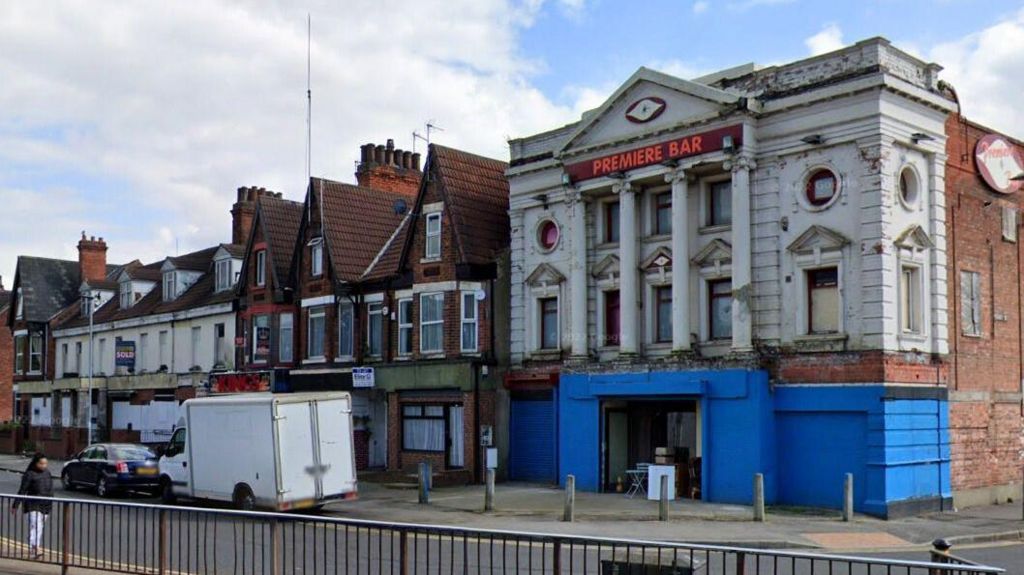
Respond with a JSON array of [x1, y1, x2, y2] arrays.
[[166, 247, 217, 271], [0, 289, 9, 312], [13, 256, 120, 323], [431, 145, 510, 265], [121, 261, 163, 282], [362, 213, 411, 282], [313, 178, 411, 283], [258, 196, 304, 287], [219, 243, 247, 259]]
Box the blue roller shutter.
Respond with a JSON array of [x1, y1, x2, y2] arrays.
[[509, 391, 556, 483]]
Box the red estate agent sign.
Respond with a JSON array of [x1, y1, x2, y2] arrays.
[[565, 124, 743, 183]]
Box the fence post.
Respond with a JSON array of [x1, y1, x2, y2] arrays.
[[552, 537, 562, 574], [842, 473, 854, 522], [658, 475, 669, 521], [399, 531, 409, 575], [270, 518, 281, 575], [563, 475, 575, 522], [484, 468, 495, 512], [752, 473, 765, 522], [158, 508, 169, 575], [60, 501, 71, 575], [929, 539, 951, 575], [735, 551, 746, 575], [418, 462, 430, 504]]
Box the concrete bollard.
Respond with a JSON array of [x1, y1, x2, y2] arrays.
[[753, 473, 765, 522], [842, 473, 854, 522], [418, 462, 430, 505], [563, 475, 575, 522], [484, 468, 495, 512], [658, 475, 670, 521]]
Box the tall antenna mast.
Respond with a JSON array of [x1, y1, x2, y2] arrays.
[[412, 120, 444, 153]]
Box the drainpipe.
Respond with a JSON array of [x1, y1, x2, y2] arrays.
[[473, 362, 481, 483]]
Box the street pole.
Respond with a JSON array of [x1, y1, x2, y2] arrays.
[[85, 293, 94, 445]]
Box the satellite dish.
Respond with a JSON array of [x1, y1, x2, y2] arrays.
[[475, 289, 486, 301], [393, 198, 408, 215]]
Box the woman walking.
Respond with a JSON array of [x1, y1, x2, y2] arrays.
[[11, 453, 53, 559]]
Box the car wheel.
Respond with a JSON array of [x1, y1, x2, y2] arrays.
[[233, 485, 256, 511], [160, 478, 176, 504], [61, 471, 75, 491], [96, 476, 111, 498]]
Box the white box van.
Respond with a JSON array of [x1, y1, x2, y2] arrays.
[[158, 392, 357, 511]]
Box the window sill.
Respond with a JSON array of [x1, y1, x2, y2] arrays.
[[595, 242, 620, 250], [303, 357, 326, 365], [460, 351, 481, 357], [699, 224, 732, 235], [961, 332, 984, 339], [529, 349, 562, 361], [795, 333, 847, 342], [644, 234, 671, 243], [899, 332, 928, 342], [394, 355, 413, 362], [419, 353, 446, 360], [420, 257, 442, 264], [334, 356, 355, 363]]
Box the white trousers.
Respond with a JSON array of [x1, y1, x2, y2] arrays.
[[26, 511, 45, 549]]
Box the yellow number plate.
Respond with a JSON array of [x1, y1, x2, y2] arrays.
[[135, 467, 157, 476]]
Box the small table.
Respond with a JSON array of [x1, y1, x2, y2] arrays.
[[625, 468, 648, 499]]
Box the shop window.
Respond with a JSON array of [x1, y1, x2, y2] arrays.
[[279, 313, 294, 363], [367, 302, 383, 357], [402, 404, 445, 452], [603, 290, 621, 347], [900, 265, 922, 334], [420, 293, 444, 353], [397, 299, 413, 356], [255, 251, 266, 287], [708, 279, 732, 340], [805, 169, 838, 207], [425, 213, 442, 259], [807, 267, 840, 334], [252, 315, 270, 364], [655, 286, 672, 343], [539, 297, 559, 350], [708, 180, 732, 226], [307, 307, 326, 360], [604, 201, 620, 243], [461, 292, 478, 353], [337, 302, 354, 359], [1002, 207, 1018, 242], [960, 270, 982, 336], [654, 192, 672, 235], [310, 239, 323, 277]]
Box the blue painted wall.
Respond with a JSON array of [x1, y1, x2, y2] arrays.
[[557, 370, 950, 517]]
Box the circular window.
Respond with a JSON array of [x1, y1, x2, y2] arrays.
[[898, 167, 919, 208], [537, 220, 560, 251], [805, 169, 839, 207]]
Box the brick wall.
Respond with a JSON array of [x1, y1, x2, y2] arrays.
[[945, 113, 1024, 500], [777, 350, 946, 384], [0, 306, 12, 421]]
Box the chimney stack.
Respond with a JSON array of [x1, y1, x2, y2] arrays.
[[77, 232, 109, 284], [355, 139, 423, 197], [231, 186, 278, 245]]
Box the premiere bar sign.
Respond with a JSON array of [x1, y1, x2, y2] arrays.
[[565, 124, 743, 183]]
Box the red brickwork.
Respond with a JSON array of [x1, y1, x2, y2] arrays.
[[777, 350, 946, 384], [76, 234, 108, 284], [0, 305, 12, 421], [354, 429, 370, 471]]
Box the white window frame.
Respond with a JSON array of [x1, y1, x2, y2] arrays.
[[190, 326, 201, 369], [307, 307, 326, 361], [420, 292, 445, 354], [425, 213, 442, 259], [1002, 207, 1018, 243], [13, 335, 25, 374], [97, 337, 107, 375], [899, 264, 924, 335], [336, 302, 354, 360], [252, 314, 270, 364], [138, 333, 148, 373], [702, 176, 733, 229], [397, 298, 413, 356], [28, 332, 42, 375], [279, 313, 294, 363], [162, 272, 176, 301], [255, 250, 267, 287], [537, 295, 560, 351], [119, 281, 133, 309], [805, 266, 842, 335], [310, 239, 324, 277], [960, 270, 982, 337], [158, 331, 169, 370], [366, 302, 384, 357], [460, 292, 478, 353], [215, 258, 233, 292]]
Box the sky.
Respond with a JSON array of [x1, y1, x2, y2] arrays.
[[2, 0, 1024, 284]]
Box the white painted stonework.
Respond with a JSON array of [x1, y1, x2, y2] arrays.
[[506, 38, 955, 365]]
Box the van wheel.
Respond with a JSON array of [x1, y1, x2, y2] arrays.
[[233, 485, 256, 511], [160, 478, 176, 504]]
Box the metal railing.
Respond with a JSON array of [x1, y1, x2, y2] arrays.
[[0, 494, 1005, 574]]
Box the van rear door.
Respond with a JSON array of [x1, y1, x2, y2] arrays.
[[313, 398, 356, 497], [274, 400, 318, 504]]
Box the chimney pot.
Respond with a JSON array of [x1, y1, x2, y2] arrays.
[[386, 139, 395, 151], [384, 147, 394, 165], [412, 153, 422, 171], [375, 145, 385, 164], [403, 150, 413, 169]]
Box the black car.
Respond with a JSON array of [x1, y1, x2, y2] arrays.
[[61, 443, 161, 497]]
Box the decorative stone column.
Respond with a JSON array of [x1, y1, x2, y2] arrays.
[[567, 188, 589, 358], [666, 169, 690, 352], [727, 157, 755, 351], [615, 180, 639, 356]]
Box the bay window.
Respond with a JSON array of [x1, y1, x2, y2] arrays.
[[279, 313, 294, 363], [402, 404, 445, 452], [461, 292, 478, 353], [367, 302, 383, 357], [252, 315, 270, 363], [337, 301, 354, 358], [398, 299, 413, 356], [29, 332, 42, 373], [307, 307, 325, 360], [420, 293, 444, 354]]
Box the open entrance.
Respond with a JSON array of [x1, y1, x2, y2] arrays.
[[602, 398, 701, 498]]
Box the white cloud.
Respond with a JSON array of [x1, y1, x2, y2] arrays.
[[805, 23, 845, 56], [693, 1, 710, 15], [0, 0, 588, 281], [929, 8, 1024, 140]]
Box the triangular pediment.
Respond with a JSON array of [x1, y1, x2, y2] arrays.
[[641, 247, 673, 271], [787, 225, 850, 254], [592, 254, 621, 278], [691, 239, 732, 266], [559, 68, 741, 154], [894, 225, 934, 250], [526, 263, 565, 287]]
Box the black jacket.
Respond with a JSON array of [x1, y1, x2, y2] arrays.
[[15, 469, 54, 514]]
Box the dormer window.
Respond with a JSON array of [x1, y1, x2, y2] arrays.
[[215, 259, 233, 292], [309, 238, 323, 277], [163, 272, 176, 301], [119, 281, 133, 309]]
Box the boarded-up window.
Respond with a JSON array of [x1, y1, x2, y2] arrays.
[[960, 270, 982, 336], [808, 267, 839, 334]]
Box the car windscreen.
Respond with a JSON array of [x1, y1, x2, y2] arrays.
[[110, 446, 157, 460]]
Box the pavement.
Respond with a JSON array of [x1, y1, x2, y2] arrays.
[[1, 452, 1021, 553]]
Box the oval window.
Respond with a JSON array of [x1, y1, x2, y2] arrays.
[[805, 169, 838, 207], [538, 220, 560, 250], [899, 167, 919, 207]]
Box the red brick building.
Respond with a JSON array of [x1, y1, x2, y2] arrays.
[[945, 112, 1024, 508], [0, 278, 13, 421]]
